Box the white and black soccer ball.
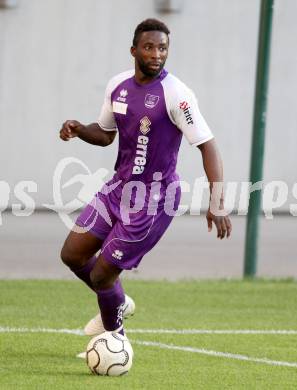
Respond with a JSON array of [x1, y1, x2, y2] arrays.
[[86, 331, 133, 376]]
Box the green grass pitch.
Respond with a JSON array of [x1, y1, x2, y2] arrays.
[[1, 279, 297, 389]]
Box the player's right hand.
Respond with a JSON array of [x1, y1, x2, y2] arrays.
[[59, 120, 84, 141]]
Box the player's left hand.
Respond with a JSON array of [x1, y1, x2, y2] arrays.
[[206, 209, 232, 239]]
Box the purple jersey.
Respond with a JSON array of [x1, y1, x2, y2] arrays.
[[76, 70, 213, 270], [98, 69, 213, 184]]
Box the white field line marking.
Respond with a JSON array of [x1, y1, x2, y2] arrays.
[[127, 329, 297, 335], [1, 327, 297, 335], [1, 326, 297, 368], [132, 340, 297, 368], [0, 327, 85, 335]]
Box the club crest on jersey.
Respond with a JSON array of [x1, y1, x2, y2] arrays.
[[179, 101, 194, 125], [139, 116, 151, 135], [144, 94, 159, 109], [117, 89, 128, 102]]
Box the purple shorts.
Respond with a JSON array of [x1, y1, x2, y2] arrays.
[[76, 175, 181, 270]]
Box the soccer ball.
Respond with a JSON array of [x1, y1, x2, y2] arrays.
[[86, 331, 133, 376]]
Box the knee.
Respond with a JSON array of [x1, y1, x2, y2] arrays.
[[90, 268, 112, 291], [60, 245, 82, 268]]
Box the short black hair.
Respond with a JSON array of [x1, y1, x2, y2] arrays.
[[133, 18, 170, 47]]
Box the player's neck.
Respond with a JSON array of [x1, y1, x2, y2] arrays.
[[134, 69, 160, 85]]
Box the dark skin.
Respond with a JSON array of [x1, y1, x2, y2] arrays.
[[198, 139, 232, 239], [130, 31, 169, 84], [60, 30, 231, 291]]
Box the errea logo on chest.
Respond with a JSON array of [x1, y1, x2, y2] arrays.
[[132, 135, 149, 175], [139, 116, 151, 135], [132, 116, 151, 175], [117, 89, 128, 102]]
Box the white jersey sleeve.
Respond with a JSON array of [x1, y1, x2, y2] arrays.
[[97, 83, 116, 131], [161, 74, 214, 146], [97, 69, 135, 132]]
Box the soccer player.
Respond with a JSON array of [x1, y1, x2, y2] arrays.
[[59, 19, 232, 336]]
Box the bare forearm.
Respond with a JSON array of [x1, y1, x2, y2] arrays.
[[78, 123, 116, 146], [198, 139, 232, 238], [198, 139, 224, 201]]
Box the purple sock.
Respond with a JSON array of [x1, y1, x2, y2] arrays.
[[70, 256, 97, 291], [97, 279, 125, 334]]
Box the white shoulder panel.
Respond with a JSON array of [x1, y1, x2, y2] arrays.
[[161, 73, 214, 146], [97, 69, 134, 131], [106, 69, 135, 96]]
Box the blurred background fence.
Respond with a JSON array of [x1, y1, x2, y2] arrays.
[[0, 0, 296, 210]]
